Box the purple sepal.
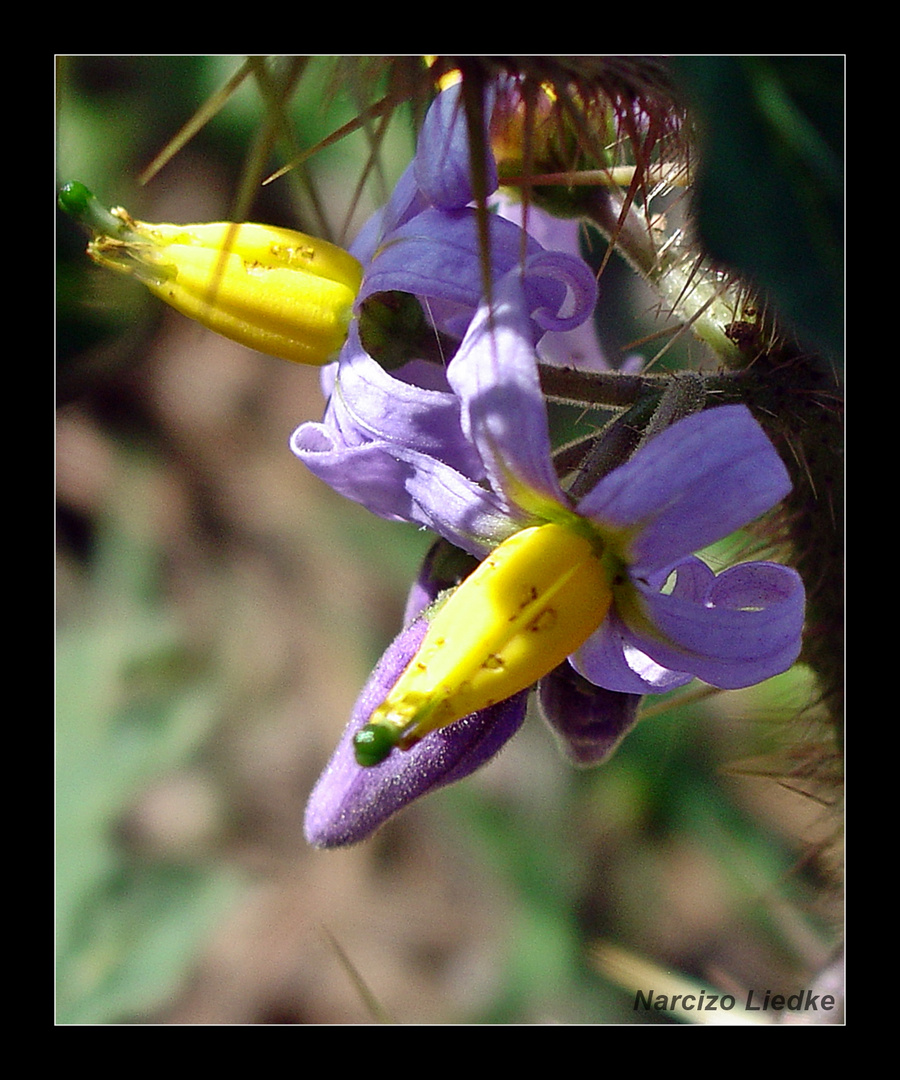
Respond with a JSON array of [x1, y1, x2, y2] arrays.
[[304, 615, 527, 848]]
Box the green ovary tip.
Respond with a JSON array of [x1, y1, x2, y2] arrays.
[[353, 722, 402, 767], [58, 180, 93, 218], [58, 181, 133, 239]]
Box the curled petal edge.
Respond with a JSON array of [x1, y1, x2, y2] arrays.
[[627, 560, 806, 690], [572, 557, 804, 694], [522, 250, 599, 333]]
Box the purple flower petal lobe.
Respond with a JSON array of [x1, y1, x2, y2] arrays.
[[304, 614, 527, 848]]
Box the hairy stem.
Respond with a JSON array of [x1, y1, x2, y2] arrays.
[[584, 187, 747, 367]]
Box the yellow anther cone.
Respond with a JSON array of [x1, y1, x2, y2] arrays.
[[60, 182, 363, 366], [355, 522, 614, 765]]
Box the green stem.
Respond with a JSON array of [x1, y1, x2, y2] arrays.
[[539, 366, 664, 409]]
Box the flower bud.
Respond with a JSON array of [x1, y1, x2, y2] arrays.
[[354, 521, 614, 765], [60, 182, 363, 365]]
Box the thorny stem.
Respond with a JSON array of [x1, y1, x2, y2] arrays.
[[637, 370, 706, 445], [583, 187, 747, 366], [504, 164, 690, 189], [539, 364, 747, 411], [539, 367, 658, 409], [564, 392, 662, 501]]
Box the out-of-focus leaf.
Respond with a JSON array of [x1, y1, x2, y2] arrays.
[[56, 520, 236, 1023], [670, 56, 843, 367]]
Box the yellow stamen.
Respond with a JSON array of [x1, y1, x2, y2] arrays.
[[355, 522, 614, 765], [63, 184, 363, 366]]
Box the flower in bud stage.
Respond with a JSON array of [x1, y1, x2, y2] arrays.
[[304, 602, 529, 849], [59, 181, 363, 366]]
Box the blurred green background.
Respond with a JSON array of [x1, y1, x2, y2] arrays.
[[56, 56, 841, 1024]]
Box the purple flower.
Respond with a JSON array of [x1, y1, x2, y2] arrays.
[[302, 265, 804, 847], [297, 80, 804, 847], [292, 82, 600, 531], [291, 247, 596, 547], [445, 269, 804, 685]]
